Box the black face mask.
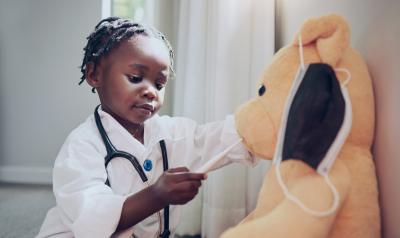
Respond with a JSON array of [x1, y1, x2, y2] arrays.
[[274, 61, 352, 175], [282, 63, 345, 170]]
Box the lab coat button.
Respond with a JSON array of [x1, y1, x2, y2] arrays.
[[143, 159, 153, 171]]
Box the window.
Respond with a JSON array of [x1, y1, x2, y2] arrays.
[[102, 0, 152, 23], [112, 0, 145, 22]]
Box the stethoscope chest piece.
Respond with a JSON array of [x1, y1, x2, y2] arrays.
[[143, 159, 153, 171]]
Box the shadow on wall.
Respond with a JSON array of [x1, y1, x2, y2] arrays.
[[360, 3, 400, 238]]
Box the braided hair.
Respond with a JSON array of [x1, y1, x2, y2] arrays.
[[79, 16, 174, 93]]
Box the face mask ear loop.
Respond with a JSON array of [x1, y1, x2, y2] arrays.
[[298, 34, 306, 71], [275, 160, 340, 217], [335, 68, 352, 87]]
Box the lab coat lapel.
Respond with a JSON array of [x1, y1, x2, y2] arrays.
[[143, 114, 173, 152], [97, 109, 146, 160], [96, 109, 174, 160]]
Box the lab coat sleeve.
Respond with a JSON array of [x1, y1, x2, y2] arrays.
[[174, 115, 257, 172], [52, 130, 126, 238]]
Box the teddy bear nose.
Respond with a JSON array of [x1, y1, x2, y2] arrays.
[[258, 85, 266, 96]]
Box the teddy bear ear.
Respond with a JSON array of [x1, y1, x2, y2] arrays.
[[293, 14, 350, 67]]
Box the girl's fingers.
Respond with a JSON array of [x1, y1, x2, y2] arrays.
[[172, 172, 207, 182], [174, 180, 202, 193], [174, 191, 199, 204], [168, 167, 189, 173]]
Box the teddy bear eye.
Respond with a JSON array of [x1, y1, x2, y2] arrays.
[[258, 85, 266, 96]]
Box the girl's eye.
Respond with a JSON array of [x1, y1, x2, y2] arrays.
[[127, 75, 143, 83], [258, 85, 266, 96], [155, 82, 165, 91]]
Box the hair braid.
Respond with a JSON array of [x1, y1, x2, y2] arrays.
[[79, 17, 174, 93]]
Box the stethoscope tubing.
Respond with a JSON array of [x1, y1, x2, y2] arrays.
[[94, 105, 148, 182], [94, 105, 170, 237]]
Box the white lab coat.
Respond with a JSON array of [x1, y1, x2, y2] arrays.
[[37, 108, 256, 238]]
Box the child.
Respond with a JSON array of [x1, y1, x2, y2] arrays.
[[37, 17, 256, 238]]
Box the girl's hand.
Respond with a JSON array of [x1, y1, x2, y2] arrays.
[[151, 167, 207, 205]]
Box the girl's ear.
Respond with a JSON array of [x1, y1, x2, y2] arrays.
[[85, 62, 101, 88]]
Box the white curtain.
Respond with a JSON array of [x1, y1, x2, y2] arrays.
[[171, 0, 275, 237]]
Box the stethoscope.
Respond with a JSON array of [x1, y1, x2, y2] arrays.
[[94, 105, 170, 238]]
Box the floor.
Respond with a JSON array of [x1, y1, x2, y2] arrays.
[[0, 183, 201, 238], [0, 182, 55, 238]]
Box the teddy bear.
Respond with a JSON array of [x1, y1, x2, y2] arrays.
[[221, 14, 380, 238]]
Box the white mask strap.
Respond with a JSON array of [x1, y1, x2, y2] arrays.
[[298, 35, 352, 88], [335, 68, 352, 87], [275, 160, 340, 217], [298, 35, 306, 70]]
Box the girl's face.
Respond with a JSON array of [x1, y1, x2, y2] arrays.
[[87, 35, 171, 128]]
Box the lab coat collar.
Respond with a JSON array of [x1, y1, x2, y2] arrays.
[[96, 106, 173, 155]]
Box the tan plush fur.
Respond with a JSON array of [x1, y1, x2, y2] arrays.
[[221, 14, 380, 238]]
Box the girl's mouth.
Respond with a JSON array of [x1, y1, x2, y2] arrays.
[[134, 103, 154, 115]]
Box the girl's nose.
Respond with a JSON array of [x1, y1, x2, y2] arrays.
[[142, 82, 157, 100]]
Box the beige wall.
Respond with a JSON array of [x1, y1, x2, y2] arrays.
[[276, 1, 400, 237], [0, 0, 101, 182], [364, 6, 400, 238]]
